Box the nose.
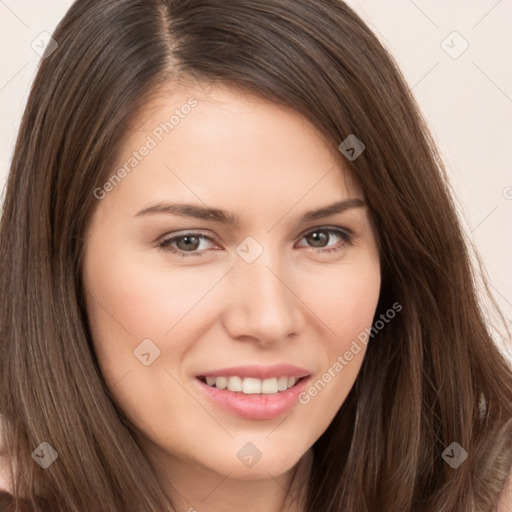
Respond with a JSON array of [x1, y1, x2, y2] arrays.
[[222, 253, 305, 347]]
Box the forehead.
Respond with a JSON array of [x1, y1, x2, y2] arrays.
[[105, 82, 363, 215]]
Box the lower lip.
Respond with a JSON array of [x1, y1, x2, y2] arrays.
[[195, 377, 310, 420]]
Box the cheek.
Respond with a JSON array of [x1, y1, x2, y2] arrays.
[[82, 241, 213, 444], [305, 255, 381, 348], [82, 238, 235, 427], [294, 258, 380, 428], [83, 240, 221, 342]]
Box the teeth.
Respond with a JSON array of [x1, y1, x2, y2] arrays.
[[261, 378, 278, 394], [277, 376, 288, 391], [215, 376, 227, 390], [227, 376, 242, 392], [203, 375, 301, 394], [242, 378, 261, 394]]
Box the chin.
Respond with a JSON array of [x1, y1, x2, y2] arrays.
[[207, 442, 309, 480]]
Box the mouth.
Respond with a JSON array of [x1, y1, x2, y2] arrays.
[[194, 365, 312, 420], [197, 375, 308, 395]]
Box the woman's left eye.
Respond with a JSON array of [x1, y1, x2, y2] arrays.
[[158, 227, 353, 258], [296, 227, 352, 253]]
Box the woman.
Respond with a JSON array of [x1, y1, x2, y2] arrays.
[[1, 0, 511, 511]]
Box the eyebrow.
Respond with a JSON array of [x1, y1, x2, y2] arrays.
[[135, 198, 365, 226]]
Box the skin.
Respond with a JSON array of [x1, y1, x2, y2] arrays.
[[82, 82, 381, 512]]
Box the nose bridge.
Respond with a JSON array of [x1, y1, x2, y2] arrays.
[[224, 243, 303, 343]]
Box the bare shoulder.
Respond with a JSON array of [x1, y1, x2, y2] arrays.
[[0, 454, 12, 494], [0, 425, 12, 494], [498, 469, 512, 512]]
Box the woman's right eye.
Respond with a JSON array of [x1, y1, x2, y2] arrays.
[[159, 232, 216, 258]]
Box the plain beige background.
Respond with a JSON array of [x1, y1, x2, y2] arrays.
[[0, 0, 511, 359]]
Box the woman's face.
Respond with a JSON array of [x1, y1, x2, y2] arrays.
[[83, 83, 381, 482]]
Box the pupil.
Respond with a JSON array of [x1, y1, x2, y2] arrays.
[[309, 231, 327, 247], [178, 236, 199, 251]]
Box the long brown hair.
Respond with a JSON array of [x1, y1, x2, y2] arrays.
[[1, 1, 511, 510]]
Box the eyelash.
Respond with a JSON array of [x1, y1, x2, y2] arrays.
[[158, 226, 353, 258]]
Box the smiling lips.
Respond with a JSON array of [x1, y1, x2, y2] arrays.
[[195, 364, 312, 420]]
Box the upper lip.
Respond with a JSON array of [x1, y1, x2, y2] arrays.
[[197, 364, 311, 380]]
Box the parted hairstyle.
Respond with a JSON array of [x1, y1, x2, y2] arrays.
[[1, 1, 511, 511]]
